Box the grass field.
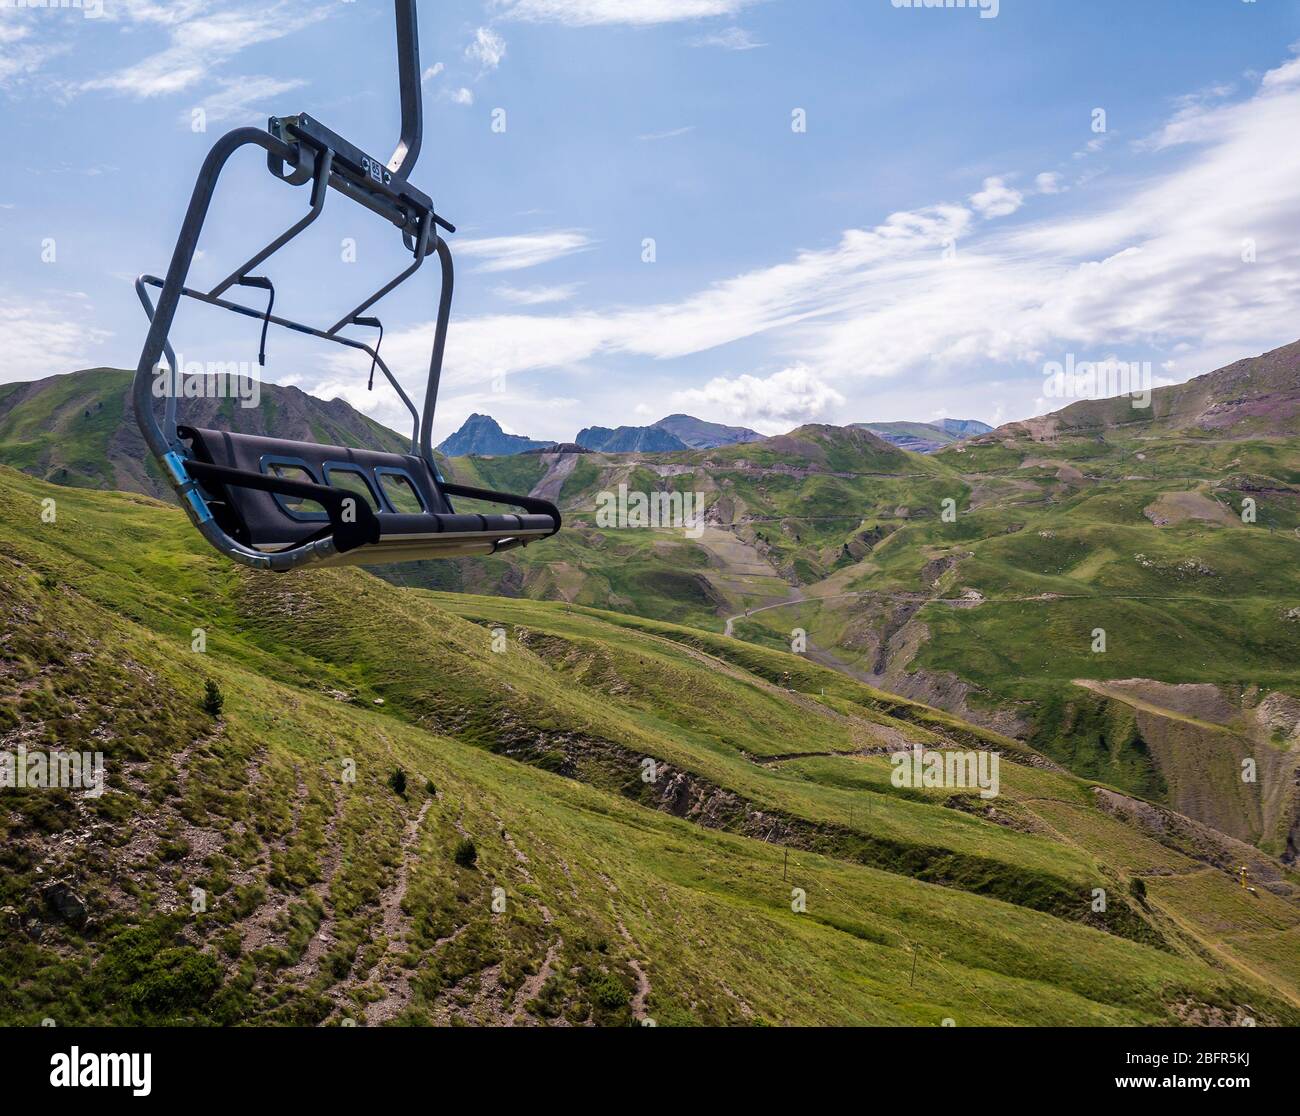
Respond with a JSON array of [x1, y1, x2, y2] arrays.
[[2, 465, 1298, 1026]]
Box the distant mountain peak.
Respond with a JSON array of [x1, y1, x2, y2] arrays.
[[651, 414, 763, 449], [437, 413, 556, 457], [567, 414, 763, 453], [575, 424, 689, 454]]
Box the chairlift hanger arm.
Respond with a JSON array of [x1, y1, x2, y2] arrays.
[[391, 0, 422, 178]]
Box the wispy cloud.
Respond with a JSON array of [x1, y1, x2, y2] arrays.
[[492, 0, 764, 28], [457, 230, 594, 272], [422, 62, 445, 82], [107, 1, 213, 26], [638, 125, 695, 141], [186, 75, 306, 126], [326, 205, 969, 418], [0, 292, 112, 384], [444, 86, 475, 106], [495, 283, 582, 305], [466, 27, 507, 72], [80, 1, 325, 99], [690, 26, 764, 50], [0, 21, 70, 89]]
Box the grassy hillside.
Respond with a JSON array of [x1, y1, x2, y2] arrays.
[[2, 465, 1299, 1026], [438, 395, 1300, 861], [0, 369, 413, 498], [415, 423, 952, 614], [4, 359, 1299, 879]]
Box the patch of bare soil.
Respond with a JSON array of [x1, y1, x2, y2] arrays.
[[1143, 490, 1239, 528], [528, 452, 580, 505], [1170, 997, 1260, 1027], [510, 937, 563, 1025]]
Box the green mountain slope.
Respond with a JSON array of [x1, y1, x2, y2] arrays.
[[0, 369, 412, 499], [3, 357, 1299, 875], [420, 422, 948, 617], [444, 350, 1300, 860], [721, 350, 1300, 855], [999, 339, 1300, 440], [2, 465, 1298, 1025]]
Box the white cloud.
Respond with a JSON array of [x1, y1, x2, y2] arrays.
[[969, 176, 1024, 219], [186, 75, 306, 126], [319, 47, 1300, 434], [691, 27, 764, 50], [466, 27, 507, 72], [324, 204, 968, 410], [801, 51, 1300, 388], [672, 365, 844, 432], [108, 1, 213, 25], [492, 0, 763, 27], [422, 62, 445, 82], [457, 230, 594, 272], [0, 21, 69, 88], [445, 86, 475, 106], [0, 293, 112, 385], [1073, 135, 1108, 159], [80, 2, 325, 98], [639, 125, 695, 141], [495, 283, 582, 305], [1034, 172, 1064, 195], [1140, 82, 1237, 150]]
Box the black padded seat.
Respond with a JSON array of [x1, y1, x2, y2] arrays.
[[179, 426, 557, 558]]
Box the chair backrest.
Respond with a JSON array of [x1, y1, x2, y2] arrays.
[[181, 426, 450, 550]]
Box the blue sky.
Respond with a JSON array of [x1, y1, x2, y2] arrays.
[[1, 0, 1298, 443]]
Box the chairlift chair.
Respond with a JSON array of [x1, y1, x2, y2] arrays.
[[133, 0, 561, 572]]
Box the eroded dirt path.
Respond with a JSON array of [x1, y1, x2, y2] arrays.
[[614, 916, 652, 1023], [361, 799, 431, 1026]]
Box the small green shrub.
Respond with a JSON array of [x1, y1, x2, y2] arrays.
[[590, 972, 629, 1009], [388, 767, 407, 796], [453, 838, 477, 868], [202, 679, 224, 718], [94, 919, 222, 1021]]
